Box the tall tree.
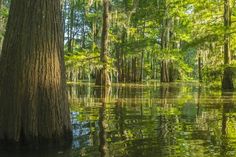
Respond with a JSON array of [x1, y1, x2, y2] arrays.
[[160, 0, 172, 83], [96, 0, 111, 86], [0, 0, 72, 145], [222, 0, 234, 90]]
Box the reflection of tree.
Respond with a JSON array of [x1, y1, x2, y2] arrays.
[[160, 85, 169, 105], [221, 92, 233, 156], [157, 85, 177, 155], [68, 85, 73, 100], [197, 85, 201, 115], [114, 101, 125, 140], [96, 87, 111, 157], [160, 84, 176, 105], [99, 102, 107, 157]]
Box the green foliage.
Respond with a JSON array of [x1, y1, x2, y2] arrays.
[[0, 3, 9, 41], [2, 0, 235, 83], [64, 48, 101, 76], [0, 6, 8, 17], [90, 0, 231, 82]]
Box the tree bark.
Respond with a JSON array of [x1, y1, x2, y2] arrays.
[[160, 60, 170, 82], [132, 57, 137, 82], [160, 1, 173, 83], [222, 0, 234, 90], [68, 0, 75, 53], [0, 0, 72, 146], [96, 0, 111, 86], [198, 51, 202, 82], [140, 51, 144, 82]]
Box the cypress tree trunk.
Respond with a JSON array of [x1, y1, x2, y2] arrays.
[[120, 29, 126, 83], [96, 0, 111, 86], [140, 51, 144, 82], [115, 45, 122, 82], [160, 60, 170, 82], [0, 0, 72, 146], [198, 51, 202, 82], [222, 0, 234, 90], [169, 60, 174, 82], [67, 0, 74, 53], [160, 1, 172, 83], [132, 57, 137, 82]]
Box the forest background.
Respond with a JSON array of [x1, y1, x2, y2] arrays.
[[1, 0, 236, 89]]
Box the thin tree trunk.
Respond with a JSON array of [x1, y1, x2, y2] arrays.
[[140, 51, 144, 82], [0, 0, 72, 146], [169, 60, 174, 82], [115, 45, 122, 82], [68, 0, 74, 53], [96, 0, 111, 86], [120, 29, 126, 82], [198, 51, 202, 82], [132, 57, 137, 82], [127, 59, 131, 82], [222, 0, 234, 90], [63, 0, 67, 44], [82, 3, 86, 48]]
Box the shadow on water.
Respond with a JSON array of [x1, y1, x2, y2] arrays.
[[2, 82, 236, 157]]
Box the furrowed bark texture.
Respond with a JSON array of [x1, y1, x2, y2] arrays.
[[0, 0, 72, 145]]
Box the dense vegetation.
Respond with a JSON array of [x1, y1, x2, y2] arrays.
[[1, 0, 236, 88], [61, 0, 236, 89], [1, 0, 236, 154]]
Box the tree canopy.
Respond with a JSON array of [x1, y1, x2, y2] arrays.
[[1, 0, 236, 88]]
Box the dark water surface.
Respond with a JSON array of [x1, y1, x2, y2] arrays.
[[2, 82, 236, 157]]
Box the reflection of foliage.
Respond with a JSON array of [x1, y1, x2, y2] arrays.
[[68, 83, 236, 156]]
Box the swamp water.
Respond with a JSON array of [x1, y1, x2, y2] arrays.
[[2, 82, 236, 157]]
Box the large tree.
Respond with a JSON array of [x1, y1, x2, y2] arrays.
[[0, 0, 72, 145]]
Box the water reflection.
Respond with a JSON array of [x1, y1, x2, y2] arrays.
[[70, 83, 236, 157], [97, 87, 110, 157], [221, 92, 233, 157], [1, 83, 236, 157]]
